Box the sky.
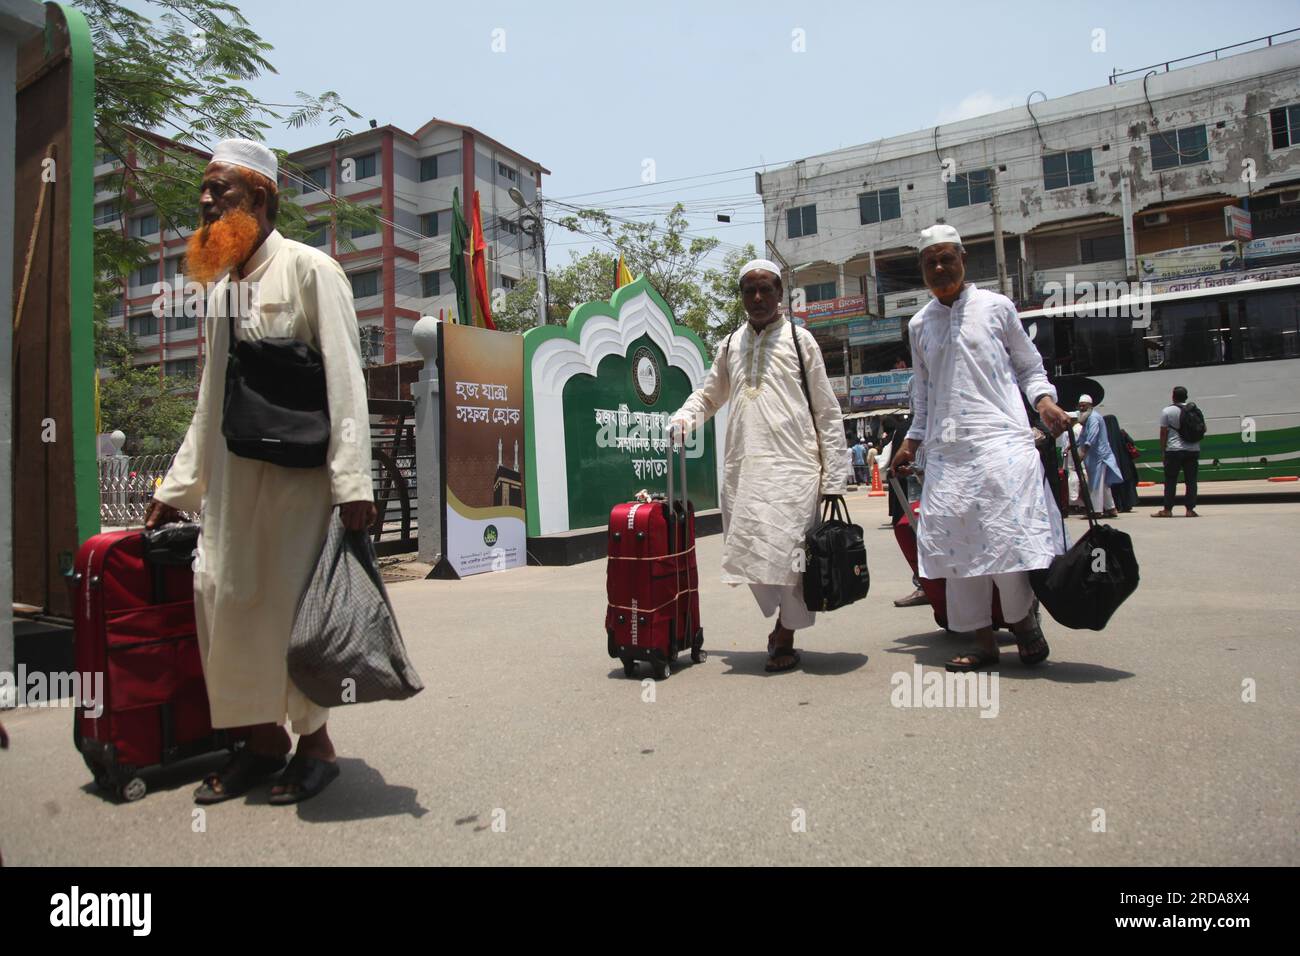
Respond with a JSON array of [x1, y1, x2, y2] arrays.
[[219, 0, 1299, 274]]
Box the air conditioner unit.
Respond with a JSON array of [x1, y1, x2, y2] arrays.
[[1279, 189, 1300, 205], [1143, 212, 1170, 227]]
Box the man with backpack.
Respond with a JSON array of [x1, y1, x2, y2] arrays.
[[1152, 385, 1205, 518]]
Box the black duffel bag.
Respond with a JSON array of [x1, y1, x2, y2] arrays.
[[1030, 426, 1139, 629], [221, 302, 331, 469], [803, 495, 870, 612]]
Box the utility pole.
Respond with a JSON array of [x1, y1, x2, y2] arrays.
[[989, 165, 1009, 297]]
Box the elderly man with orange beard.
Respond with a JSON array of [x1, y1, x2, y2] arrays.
[[144, 138, 375, 805]]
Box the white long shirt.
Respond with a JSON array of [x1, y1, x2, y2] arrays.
[[905, 285, 1065, 580], [673, 316, 849, 587], [154, 230, 373, 731]]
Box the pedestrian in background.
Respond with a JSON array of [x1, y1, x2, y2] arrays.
[[1152, 385, 1202, 518]]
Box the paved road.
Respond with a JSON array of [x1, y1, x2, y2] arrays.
[[2, 494, 1296, 865]]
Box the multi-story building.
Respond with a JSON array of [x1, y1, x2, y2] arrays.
[[96, 117, 547, 383], [759, 33, 1300, 411]]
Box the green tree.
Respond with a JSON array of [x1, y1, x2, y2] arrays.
[[77, 0, 377, 438], [97, 364, 200, 454]]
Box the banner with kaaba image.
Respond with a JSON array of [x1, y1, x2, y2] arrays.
[[438, 323, 526, 577]]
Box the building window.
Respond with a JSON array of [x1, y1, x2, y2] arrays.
[[420, 211, 440, 237], [497, 161, 518, 182], [132, 213, 159, 237], [947, 169, 990, 208], [804, 282, 836, 302], [1150, 124, 1209, 170], [305, 222, 328, 247], [342, 152, 377, 181], [165, 312, 197, 332], [164, 256, 183, 279], [300, 165, 328, 193], [350, 270, 380, 298], [498, 216, 520, 236], [1270, 105, 1300, 150], [420, 156, 438, 181], [421, 271, 441, 297], [107, 300, 125, 318], [128, 313, 158, 337], [1080, 234, 1125, 264], [133, 261, 159, 287], [351, 222, 376, 239], [165, 358, 198, 378], [93, 202, 119, 225], [858, 188, 900, 225], [787, 204, 817, 239], [502, 276, 517, 290], [1042, 149, 1094, 190]]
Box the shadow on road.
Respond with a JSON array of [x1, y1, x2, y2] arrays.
[[708, 649, 869, 677], [259, 757, 429, 822], [886, 630, 1134, 683]]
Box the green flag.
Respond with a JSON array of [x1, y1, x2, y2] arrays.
[[450, 187, 471, 325]]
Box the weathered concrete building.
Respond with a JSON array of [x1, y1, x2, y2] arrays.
[[759, 33, 1300, 408]]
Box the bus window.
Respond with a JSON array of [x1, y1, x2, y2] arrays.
[[1154, 300, 1233, 367], [1240, 289, 1300, 360], [1067, 315, 1147, 375], [1022, 317, 1055, 371]]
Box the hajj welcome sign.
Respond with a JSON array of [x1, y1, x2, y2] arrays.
[[437, 322, 526, 578], [522, 277, 724, 537]]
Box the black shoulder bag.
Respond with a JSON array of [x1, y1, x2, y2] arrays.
[[791, 320, 869, 611], [1029, 426, 1139, 629], [221, 291, 331, 468]]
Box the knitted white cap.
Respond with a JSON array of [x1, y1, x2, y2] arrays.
[[210, 138, 277, 182], [919, 223, 962, 252]]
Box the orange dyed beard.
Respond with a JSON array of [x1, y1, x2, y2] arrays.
[[185, 206, 263, 285]]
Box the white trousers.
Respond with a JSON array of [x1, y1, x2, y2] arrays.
[[946, 571, 1035, 633], [749, 583, 816, 630], [1087, 470, 1115, 513]]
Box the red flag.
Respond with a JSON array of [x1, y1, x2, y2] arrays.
[[470, 191, 496, 330]]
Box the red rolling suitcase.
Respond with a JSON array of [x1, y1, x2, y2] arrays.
[[888, 474, 1007, 632], [69, 523, 241, 802], [605, 444, 705, 680]]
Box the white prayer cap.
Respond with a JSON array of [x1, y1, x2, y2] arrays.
[[1077, 394, 1095, 406], [209, 138, 278, 182], [738, 258, 783, 282], [918, 223, 963, 252]]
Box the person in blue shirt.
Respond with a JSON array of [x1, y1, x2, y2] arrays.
[[851, 438, 868, 485], [1076, 394, 1123, 518]]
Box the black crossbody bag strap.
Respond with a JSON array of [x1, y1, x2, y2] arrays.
[[790, 319, 824, 476]]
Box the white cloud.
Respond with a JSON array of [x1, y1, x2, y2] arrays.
[[936, 91, 1021, 125]]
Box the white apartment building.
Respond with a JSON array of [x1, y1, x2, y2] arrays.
[[96, 118, 547, 383], [759, 33, 1300, 406]]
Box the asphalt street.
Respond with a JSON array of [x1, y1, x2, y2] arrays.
[[2, 492, 1296, 866]]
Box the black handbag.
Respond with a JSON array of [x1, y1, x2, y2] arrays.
[[221, 301, 331, 468], [803, 494, 870, 612], [791, 320, 869, 611], [1030, 426, 1139, 629]]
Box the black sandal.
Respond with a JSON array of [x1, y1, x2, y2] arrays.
[[268, 753, 340, 805], [1016, 628, 1050, 667], [765, 643, 802, 673], [193, 748, 287, 804], [945, 648, 1000, 672]]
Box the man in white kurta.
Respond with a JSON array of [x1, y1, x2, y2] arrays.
[[892, 226, 1070, 672], [671, 259, 849, 672], [146, 139, 374, 804]]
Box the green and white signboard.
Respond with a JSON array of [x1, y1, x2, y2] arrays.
[[523, 278, 724, 536]]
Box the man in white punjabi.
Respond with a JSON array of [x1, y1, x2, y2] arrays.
[[145, 139, 376, 804], [671, 259, 849, 672], [891, 225, 1071, 672]]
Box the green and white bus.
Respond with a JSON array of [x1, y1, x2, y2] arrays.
[[1018, 275, 1300, 481]]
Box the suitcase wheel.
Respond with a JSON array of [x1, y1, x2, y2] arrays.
[[621, 657, 638, 678], [119, 776, 147, 803], [650, 654, 671, 681]]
